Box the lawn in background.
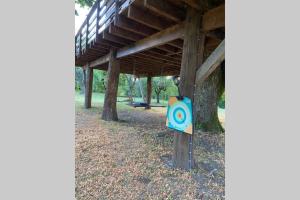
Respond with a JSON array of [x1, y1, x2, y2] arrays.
[[75, 92, 225, 126], [75, 91, 168, 106]]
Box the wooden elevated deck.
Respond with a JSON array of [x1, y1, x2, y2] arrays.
[[75, 0, 224, 77]]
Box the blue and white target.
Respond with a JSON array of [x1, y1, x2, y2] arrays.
[[166, 96, 193, 134]]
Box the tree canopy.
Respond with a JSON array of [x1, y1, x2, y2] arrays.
[[75, 0, 95, 8], [75, 0, 95, 15]]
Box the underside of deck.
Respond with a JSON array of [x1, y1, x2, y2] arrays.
[[75, 0, 224, 77]]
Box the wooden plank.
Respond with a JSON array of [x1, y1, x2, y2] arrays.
[[114, 15, 156, 36], [202, 4, 225, 31], [116, 23, 184, 58], [102, 31, 181, 64], [114, 16, 183, 48], [205, 37, 222, 51], [109, 24, 144, 41], [127, 5, 183, 50], [102, 30, 133, 45], [144, 0, 185, 22], [181, 0, 200, 10], [195, 39, 225, 84], [110, 24, 182, 51], [128, 5, 173, 30], [89, 53, 110, 67]]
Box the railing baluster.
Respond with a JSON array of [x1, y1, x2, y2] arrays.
[[96, 0, 100, 39], [79, 33, 82, 55], [86, 18, 89, 49], [75, 0, 128, 57], [115, 0, 119, 16]]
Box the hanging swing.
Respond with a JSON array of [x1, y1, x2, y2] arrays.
[[127, 63, 166, 108], [158, 66, 166, 92], [126, 59, 149, 108]]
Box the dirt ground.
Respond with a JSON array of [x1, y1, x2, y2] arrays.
[[75, 104, 225, 200]]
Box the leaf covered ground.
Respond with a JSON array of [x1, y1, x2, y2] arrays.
[[75, 102, 225, 200]]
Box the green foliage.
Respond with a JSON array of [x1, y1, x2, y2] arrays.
[[152, 77, 178, 101], [75, 0, 95, 17], [218, 91, 225, 109], [117, 74, 130, 96], [75, 0, 96, 8], [75, 67, 83, 91], [75, 71, 186, 104], [93, 70, 107, 93]]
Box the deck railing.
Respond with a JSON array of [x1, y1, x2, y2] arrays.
[[75, 0, 129, 57]]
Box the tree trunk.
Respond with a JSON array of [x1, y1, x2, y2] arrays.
[[137, 78, 145, 102], [125, 75, 135, 104], [84, 67, 93, 109], [173, 7, 202, 170], [102, 50, 120, 121], [81, 68, 86, 94], [194, 62, 225, 132], [156, 92, 160, 103], [146, 76, 152, 109]]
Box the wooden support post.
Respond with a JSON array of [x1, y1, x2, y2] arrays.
[[82, 67, 86, 94], [146, 76, 152, 109], [173, 7, 203, 170], [102, 49, 120, 121], [195, 40, 225, 85], [84, 67, 93, 109]]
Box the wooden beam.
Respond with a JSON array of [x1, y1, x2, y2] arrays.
[[195, 39, 225, 85], [181, 0, 200, 10], [114, 15, 182, 54], [202, 4, 225, 31], [128, 5, 173, 30], [116, 23, 184, 58], [89, 53, 110, 68], [102, 30, 133, 45], [205, 37, 222, 52], [114, 15, 156, 36], [144, 0, 185, 22], [110, 23, 183, 50], [109, 24, 144, 41]]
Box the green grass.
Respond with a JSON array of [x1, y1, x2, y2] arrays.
[[75, 91, 168, 107], [75, 91, 225, 123], [75, 92, 105, 104]]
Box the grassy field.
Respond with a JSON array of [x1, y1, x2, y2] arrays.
[[76, 92, 168, 105], [75, 92, 225, 199], [75, 92, 225, 125]]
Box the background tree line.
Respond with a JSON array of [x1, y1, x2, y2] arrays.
[[75, 67, 224, 108], [75, 67, 179, 102]]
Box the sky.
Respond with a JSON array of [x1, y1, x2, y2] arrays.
[[75, 4, 90, 34]]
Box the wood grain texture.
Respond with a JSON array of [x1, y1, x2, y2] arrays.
[[84, 67, 93, 108], [195, 39, 225, 85], [173, 7, 203, 170], [102, 49, 120, 121]]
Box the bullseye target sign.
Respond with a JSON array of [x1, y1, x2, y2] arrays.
[[166, 96, 193, 134]]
